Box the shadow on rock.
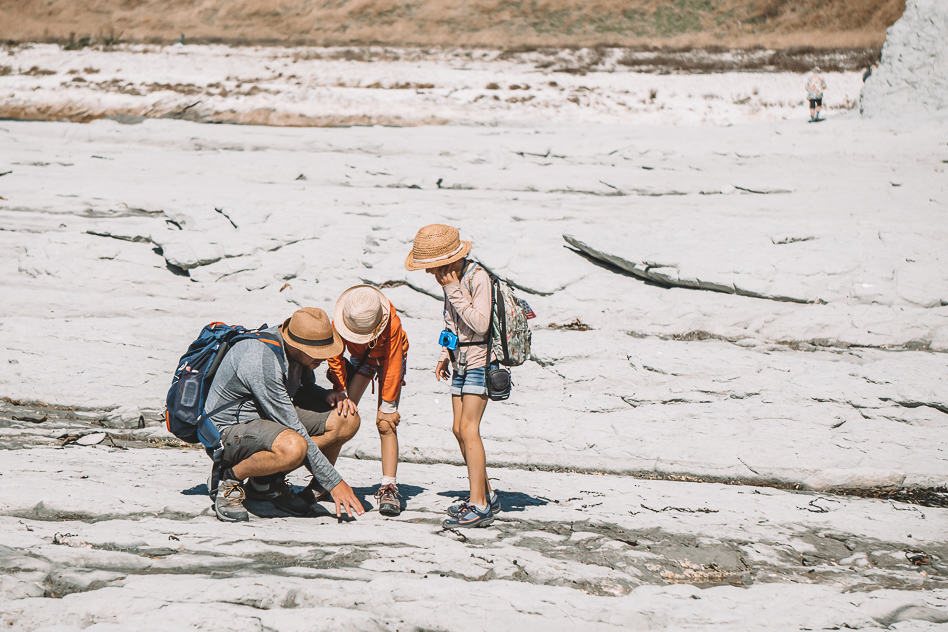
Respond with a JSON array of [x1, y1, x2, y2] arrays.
[[353, 483, 425, 512], [244, 498, 334, 519], [183, 482, 336, 518], [437, 489, 549, 512]]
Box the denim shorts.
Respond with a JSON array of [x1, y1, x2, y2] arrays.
[[344, 357, 378, 380], [451, 366, 487, 396]]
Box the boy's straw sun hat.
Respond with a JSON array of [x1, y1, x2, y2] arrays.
[[334, 285, 391, 344], [404, 224, 472, 271], [280, 307, 344, 359]]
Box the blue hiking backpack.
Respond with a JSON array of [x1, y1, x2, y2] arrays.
[[164, 322, 283, 450]]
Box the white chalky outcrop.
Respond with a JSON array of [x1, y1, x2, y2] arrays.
[[860, 0, 948, 119]]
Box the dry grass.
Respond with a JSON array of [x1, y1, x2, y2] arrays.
[[617, 46, 879, 72], [22, 65, 56, 76], [0, 101, 451, 127], [0, 0, 906, 50]]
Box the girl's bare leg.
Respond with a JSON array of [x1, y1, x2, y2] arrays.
[[451, 394, 465, 457], [458, 393, 489, 507], [452, 393, 494, 499]]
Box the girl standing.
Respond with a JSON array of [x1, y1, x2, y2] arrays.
[[406, 224, 500, 528]]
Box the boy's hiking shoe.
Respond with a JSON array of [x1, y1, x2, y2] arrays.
[[442, 503, 494, 529], [245, 474, 312, 517], [214, 479, 249, 522], [375, 483, 401, 516], [447, 490, 500, 518]]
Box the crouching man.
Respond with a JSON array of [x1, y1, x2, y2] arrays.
[[205, 307, 365, 522]]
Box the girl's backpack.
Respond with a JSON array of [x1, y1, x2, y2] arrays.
[[466, 263, 535, 367], [488, 275, 534, 367]]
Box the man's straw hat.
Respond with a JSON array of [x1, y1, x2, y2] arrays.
[[333, 285, 391, 344], [404, 224, 472, 271], [280, 307, 343, 359]]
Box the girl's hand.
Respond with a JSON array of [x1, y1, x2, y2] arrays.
[[433, 266, 460, 287], [435, 358, 451, 381]]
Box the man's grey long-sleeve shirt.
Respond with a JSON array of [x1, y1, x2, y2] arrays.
[[205, 327, 342, 491]]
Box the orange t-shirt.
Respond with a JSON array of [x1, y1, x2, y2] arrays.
[[327, 301, 409, 409]]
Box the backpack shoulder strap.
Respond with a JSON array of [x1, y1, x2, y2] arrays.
[[494, 276, 509, 363], [457, 261, 495, 351], [232, 329, 284, 360], [252, 330, 286, 373], [254, 330, 283, 352], [462, 260, 485, 294]]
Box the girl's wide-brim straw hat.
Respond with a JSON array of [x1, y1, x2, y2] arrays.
[[280, 307, 344, 359], [404, 224, 472, 271], [334, 285, 391, 344]]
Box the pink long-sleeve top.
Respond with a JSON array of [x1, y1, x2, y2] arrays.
[[440, 261, 494, 370]]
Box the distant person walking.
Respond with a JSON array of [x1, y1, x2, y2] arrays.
[[806, 66, 827, 122], [406, 224, 500, 529], [327, 285, 410, 517]]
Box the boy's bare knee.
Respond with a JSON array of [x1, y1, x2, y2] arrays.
[[376, 418, 397, 435]]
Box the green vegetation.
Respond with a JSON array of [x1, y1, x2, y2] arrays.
[[652, 0, 715, 36], [512, 1, 719, 40], [528, 9, 573, 35]]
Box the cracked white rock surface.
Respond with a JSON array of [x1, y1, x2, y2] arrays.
[[1, 115, 946, 491], [0, 46, 947, 630], [0, 448, 945, 631]]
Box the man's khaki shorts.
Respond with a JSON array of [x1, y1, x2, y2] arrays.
[[220, 407, 329, 467]]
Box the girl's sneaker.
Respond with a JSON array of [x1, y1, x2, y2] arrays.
[[442, 503, 494, 529], [447, 490, 500, 517]]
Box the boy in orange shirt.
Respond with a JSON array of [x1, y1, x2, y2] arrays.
[[327, 285, 409, 516]]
